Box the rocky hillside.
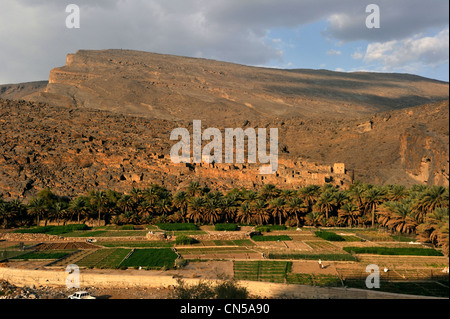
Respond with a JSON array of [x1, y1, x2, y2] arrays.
[[0, 50, 448, 199], [22, 49, 450, 126], [0, 98, 447, 200]]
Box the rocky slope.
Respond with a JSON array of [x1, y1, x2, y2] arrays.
[[0, 98, 447, 200], [0, 50, 448, 199], [23, 49, 450, 126]]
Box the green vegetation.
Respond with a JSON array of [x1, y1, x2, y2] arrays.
[[343, 247, 443, 256], [286, 273, 340, 286], [120, 249, 178, 269], [251, 235, 292, 242], [15, 224, 89, 235], [233, 261, 292, 283], [1, 183, 448, 257], [11, 251, 71, 260], [120, 225, 135, 230], [175, 235, 198, 246], [214, 223, 239, 231], [157, 223, 198, 231], [268, 253, 357, 261], [98, 241, 174, 248], [344, 279, 449, 298], [315, 231, 345, 242], [255, 225, 287, 232], [170, 278, 249, 299]]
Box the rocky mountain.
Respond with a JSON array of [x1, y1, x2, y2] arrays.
[[0, 49, 448, 199], [20, 49, 450, 126]]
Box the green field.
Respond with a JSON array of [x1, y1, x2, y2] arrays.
[[156, 223, 198, 231], [11, 251, 72, 260], [315, 231, 345, 242], [233, 261, 292, 283], [255, 225, 287, 232], [98, 241, 174, 248], [15, 224, 89, 235], [251, 235, 292, 242], [214, 224, 239, 231], [120, 249, 178, 269], [343, 247, 443, 256], [286, 273, 340, 286], [65, 230, 148, 237], [76, 249, 131, 268], [268, 253, 357, 261], [344, 279, 449, 298]]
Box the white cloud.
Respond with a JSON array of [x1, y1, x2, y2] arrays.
[[363, 28, 449, 72], [326, 49, 341, 55]]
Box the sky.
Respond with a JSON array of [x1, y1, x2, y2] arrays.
[[0, 0, 448, 85]]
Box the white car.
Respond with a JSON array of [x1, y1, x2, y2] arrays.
[[68, 291, 96, 299]]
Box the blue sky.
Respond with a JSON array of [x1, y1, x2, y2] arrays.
[[0, 0, 448, 84], [265, 22, 449, 81]]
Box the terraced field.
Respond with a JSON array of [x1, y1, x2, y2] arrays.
[[76, 249, 132, 268], [234, 261, 292, 283]]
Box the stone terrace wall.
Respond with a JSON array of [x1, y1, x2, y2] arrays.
[[0, 267, 438, 299]]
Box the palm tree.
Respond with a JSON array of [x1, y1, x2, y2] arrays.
[[269, 197, 286, 225], [417, 207, 449, 255], [299, 185, 321, 212], [89, 190, 108, 226], [68, 197, 88, 223], [380, 201, 417, 234], [204, 198, 221, 224], [332, 191, 349, 212], [52, 202, 68, 226], [362, 187, 386, 228], [237, 202, 253, 225], [259, 184, 280, 201], [413, 186, 449, 223], [349, 184, 367, 214], [187, 197, 206, 224], [338, 203, 360, 227], [220, 197, 237, 224], [252, 200, 270, 226], [187, 181, 202, 197], [386, 185, 409, 201], [0, 201, 14, 228], [315, 191, 334, 221], [28, 198, 46, 226], [287, 197, 305, 227], [305, 211, 323, 228], [173, 191, 189, 222]]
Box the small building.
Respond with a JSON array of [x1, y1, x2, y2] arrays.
[[333, 163, 346, 175]]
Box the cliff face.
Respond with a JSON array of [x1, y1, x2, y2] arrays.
[[29, 49, 449, 127], [400, 127, 449, 186]]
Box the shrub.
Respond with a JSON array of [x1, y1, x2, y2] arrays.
[[315, 231, 345, 242], [120, 225, 135, 230], [170, 279, 249, 299], [175, 258, 188, 269], [214, 224, 239, 231], [176, 235, 198, 245]]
